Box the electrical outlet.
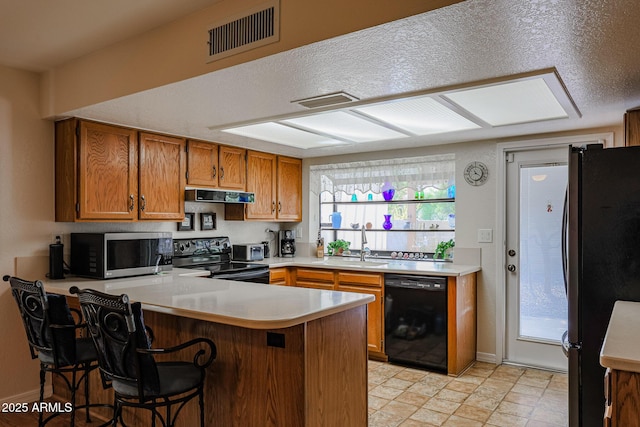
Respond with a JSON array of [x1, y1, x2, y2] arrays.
[[477, 229, 493, 243]]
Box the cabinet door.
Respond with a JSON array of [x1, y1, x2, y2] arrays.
[[219, 145, 246, 190], [269, 267, 289, 286], [187, 140, 218, 187], [246, 151, 277, 220], [295, 268, 335, 290], [138, 132, 186, 220], [337, 284, 383, 354], [277, 156, 302, 221], [77, 121, 138, 221], [625, 109, 640, 147]]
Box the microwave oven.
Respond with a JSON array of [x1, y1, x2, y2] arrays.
[[70, 232, 173, 279]]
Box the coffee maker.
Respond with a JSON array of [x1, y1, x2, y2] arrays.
[[279, 230, 296, 257]]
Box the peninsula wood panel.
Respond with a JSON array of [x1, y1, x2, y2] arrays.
[[447, 273, 477, 376], [55, 300, 368, 426], [605, 368, 640, 427], [245, 150, 277, 220], [186, 139, 218, 187], [138, 132, 186, 220], [218, 145, 246, 190], [306, 304, 368, 426]]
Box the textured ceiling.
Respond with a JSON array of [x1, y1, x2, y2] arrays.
[[7, 0, 640, 157], [0, 0, 219, 71]]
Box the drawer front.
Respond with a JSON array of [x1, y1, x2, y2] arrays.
[[270, 268, 287, 282], [337, 271, 382, 287], [296, 268, 335, 283]]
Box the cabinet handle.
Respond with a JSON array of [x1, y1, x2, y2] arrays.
[[278, 201, 282, 213], [129, 194, 134, 211], [272, 201, 276, 213], [140, 195, 146, 211], [220, 167, 224, 180], [212, 166, 217, 179]]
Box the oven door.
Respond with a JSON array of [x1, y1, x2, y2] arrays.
[[213, 268, 270, 284]]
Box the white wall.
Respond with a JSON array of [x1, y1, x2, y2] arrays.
[[302, 127, 622, 362], [303, 141, 498, 359]]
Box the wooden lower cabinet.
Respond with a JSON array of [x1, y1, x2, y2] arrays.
[[447, 274, 477, 376], [604, 368, 640, 427], [293, 268, 335, 290], [278, 266, 477, 373], [284, 267, 385, 358], [269, 267, 288, 286]]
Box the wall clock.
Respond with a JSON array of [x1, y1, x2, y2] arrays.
[[464, 161, 489, 186]]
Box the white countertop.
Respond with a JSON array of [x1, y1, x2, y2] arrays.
[[42, 269, 374, 330], [257, 256, 481, 277], [600, 300, 640, 373]]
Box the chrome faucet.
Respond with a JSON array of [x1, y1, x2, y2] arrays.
[[360, 225, 368, 262]]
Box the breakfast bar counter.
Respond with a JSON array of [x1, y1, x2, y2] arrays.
[[43, 271, 374, 427]]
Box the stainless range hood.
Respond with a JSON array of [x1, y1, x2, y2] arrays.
[[185, 188, 255, 203]]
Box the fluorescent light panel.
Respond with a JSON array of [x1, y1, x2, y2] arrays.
[[222, 122, 346, 149], [282, 111, 408, 143], [355, 96, 481, 135], [218, 71, 577, 149], [443, 77, 569, 126]]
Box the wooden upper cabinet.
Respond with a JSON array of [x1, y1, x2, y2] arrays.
[[138, 132, 186, 220], [56, 119, 139, 221], [277, 156, 302, 221], [218, 145, 246, 190], [246, 151, 277, 220], [625, 108, 640, 146], [186, 140, 219, 187], [55, 119, 186, 222]]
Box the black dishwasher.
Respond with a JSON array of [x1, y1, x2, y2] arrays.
[[384, 274, 447, 372]]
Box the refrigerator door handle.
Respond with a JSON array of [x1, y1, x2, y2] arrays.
[[562, 187, 568, 296], [561, 330, 581, 358], [561, 330, 569, 357]]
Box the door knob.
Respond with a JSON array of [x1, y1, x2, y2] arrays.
[[507, 264, 517, 272]]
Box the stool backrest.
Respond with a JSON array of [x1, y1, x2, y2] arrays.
[[70, 286, 160, 398], [3, 275, 76, 367]]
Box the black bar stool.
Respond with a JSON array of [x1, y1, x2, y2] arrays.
[[70, 286, 216, 427], [3, 275, 111, 426]]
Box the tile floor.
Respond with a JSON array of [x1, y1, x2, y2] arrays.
[[368, 361, 568, 427]]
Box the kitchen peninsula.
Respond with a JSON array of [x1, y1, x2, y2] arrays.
[[43, 271, 374, 427]]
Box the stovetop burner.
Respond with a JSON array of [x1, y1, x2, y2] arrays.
[[173, 237, 268, 281]]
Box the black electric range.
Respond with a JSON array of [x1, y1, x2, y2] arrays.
[[173, 237, 269, 283]]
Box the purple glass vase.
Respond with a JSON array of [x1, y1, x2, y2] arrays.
[[382, 214, 393, 230], [382, 188, 395, 201]]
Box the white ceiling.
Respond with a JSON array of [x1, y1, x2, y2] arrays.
[[3, 0, 640, 158]]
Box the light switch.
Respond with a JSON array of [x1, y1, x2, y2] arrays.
[[478, 229, 493, 243]]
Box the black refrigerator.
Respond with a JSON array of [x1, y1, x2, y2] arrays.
[[565, 144, 640, 426]]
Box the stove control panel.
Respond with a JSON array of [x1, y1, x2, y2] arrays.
[[173, 237, 231, 256]]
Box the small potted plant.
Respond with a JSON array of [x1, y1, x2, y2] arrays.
[[327, 239, 350, 256], [434, 239, 455, 260]]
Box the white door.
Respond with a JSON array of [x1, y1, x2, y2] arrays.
[[505, 146, 568, 371]]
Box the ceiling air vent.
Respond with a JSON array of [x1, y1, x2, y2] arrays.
[[207, 1, 280, 62], [293, 91, 360, 109]]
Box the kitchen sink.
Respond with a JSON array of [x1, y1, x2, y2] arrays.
[[311, 258, 388, 268]]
